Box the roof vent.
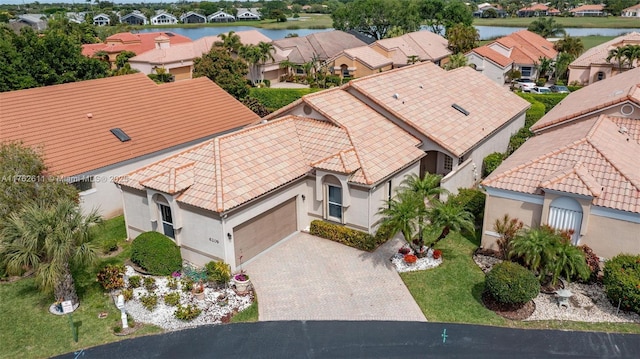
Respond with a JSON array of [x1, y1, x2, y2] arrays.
[[393, 93, 400, 99], [419, 85, 423, 89], [261, 119, 268, 124], [452, 103, 469, 116], [110, 128, 131, 142], [87, 113, 93, 119], [619, 126, 629, 134]]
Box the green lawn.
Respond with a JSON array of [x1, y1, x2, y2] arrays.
[[249, 87, 321, 112], [401, 232, 640, 334], [580, 35, 616, 50], [231, 300, 259, 323], [474, 16, 640, 29], [0, 216, 162, 359]]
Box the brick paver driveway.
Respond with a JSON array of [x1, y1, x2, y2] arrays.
[[244, 232, 427, 322]]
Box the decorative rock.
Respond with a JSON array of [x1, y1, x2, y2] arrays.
[[391, 252, 442, 273]]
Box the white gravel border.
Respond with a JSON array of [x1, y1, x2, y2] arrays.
[[390, 247, 443, 273], [117, 266, 254, 331]]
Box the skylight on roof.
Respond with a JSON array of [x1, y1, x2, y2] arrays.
[[452, 104, 469, 116], [110, 128, 131, 142], [165, 32, 175, 37]]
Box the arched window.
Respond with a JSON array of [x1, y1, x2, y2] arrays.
[[340, 64, 350, 79], [548, 197, 583, 244], [595, 71, 605, 81], [323, 175, 343, 222], [154, 195, 175, 239]]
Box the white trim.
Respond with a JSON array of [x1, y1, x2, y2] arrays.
[[484, 187, 544, 205], [79, 188, 97, 196], [484, 230, 500, 237], [591, 206, 640, 224]]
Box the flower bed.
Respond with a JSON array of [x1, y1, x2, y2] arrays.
[[120, 266, 253, 331], [391, 247, 443, 273]]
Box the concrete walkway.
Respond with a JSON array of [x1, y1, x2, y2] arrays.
[[245, 232, 427, 322], [270, 82, 310, 89]]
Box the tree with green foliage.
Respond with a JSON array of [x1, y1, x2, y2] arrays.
[[603, 0, 637, 16], [215, 31, 242, 54], [419, 0, 473, 36], [606, 46, 627, 70], [332, 0, 420, 40], [444, 53, 468, 70], [193, 46, 250, 100], [426, 198, 475, 246], [0, 200, 101, 306], [554, 52, 574, 82], [553, 35, 584, 59], [0, 27, 109, 92], [0, 142, 79, 231], [446, 23, 479, 54], [536, 56, 554, 80], [111, 50, 138, 76], [527, 17, 565, 38]]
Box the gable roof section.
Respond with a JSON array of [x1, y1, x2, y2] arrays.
[[336, 46, 393, 69], [494, 30, 557, 65], [81, 31, 192, 57], [0, 74, 259, 176], [483, 115, 640, 213], [570, 4, 605, 13], [531, 66, 640, 132], [468, 45, 514, 68], [273, 30, 366, 63], [570, 32, 640, 67], [347, 62, 530, 156]]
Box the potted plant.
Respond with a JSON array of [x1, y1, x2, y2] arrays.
[[233, 272, 251, 294], [192, 280, 205, 300], [403, 254, 417, 265]]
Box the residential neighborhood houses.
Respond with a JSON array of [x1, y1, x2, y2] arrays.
[[482, 68, 640, 259]]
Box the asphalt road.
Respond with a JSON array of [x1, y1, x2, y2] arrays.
[[55, 321, 640, 359]]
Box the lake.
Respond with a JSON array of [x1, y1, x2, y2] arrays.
[[137, 25, 640, 41]]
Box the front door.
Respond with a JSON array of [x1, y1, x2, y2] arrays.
[[159, 204, 175, 239]]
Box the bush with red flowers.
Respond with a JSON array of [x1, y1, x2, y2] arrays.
[[403, 254, 417, 264], [399, 247, 411, 255], [433, 249, 442, 260]]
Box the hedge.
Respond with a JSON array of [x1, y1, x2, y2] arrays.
[[130, 232, 182, 276], [482, 152, 505, 177], [603, 254, 640, 314], [485, 261, 539, 305], [248, 88, 321, 112], [309, 220, 392, 251], [529, 93, 568, 114], [448, 188, 486, 226]]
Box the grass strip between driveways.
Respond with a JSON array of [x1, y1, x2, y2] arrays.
[[401, 232, 640, 334]]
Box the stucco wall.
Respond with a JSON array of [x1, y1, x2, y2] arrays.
[[481, 193, 543, 250], [466, 54, 507, 85], [120, 186, 152, 239], [583, 214, 640, 259], [367, 162, 421, 229], [178, 204, 225, 265]]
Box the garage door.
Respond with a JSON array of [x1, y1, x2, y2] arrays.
[[170, 66, 192, 81], [233, 198, 297, 263]]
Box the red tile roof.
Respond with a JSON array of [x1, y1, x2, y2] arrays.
[[531, 67, 640, 132], [493, 30, 557, 65], [570, 4, 605, 13], [469, 45, 514, 68], [570, 32, 640, 67], [81, 32, 192, 57], [0, 74, 259, 176], [483, 115, 640, 213]]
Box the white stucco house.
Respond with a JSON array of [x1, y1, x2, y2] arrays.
[[93, 13, 111, 26], [0, 74, 259, 219], [151, 12, 178, 25], [115, 62, 528, 270], [207, 11, 236, 22]]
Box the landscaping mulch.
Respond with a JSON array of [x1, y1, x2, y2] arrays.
[[482, 292, 535, 320]]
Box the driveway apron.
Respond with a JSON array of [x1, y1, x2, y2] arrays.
[[245, 232, 427, 322]]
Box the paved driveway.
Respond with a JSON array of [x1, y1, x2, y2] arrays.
[[245, 232, 427, 322]]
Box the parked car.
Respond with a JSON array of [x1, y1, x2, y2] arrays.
[[530, 86, 551, 94], [513, 79, 536, 92], [549, 85, 570, 93]]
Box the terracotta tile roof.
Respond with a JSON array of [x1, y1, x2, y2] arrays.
[[81, 31, 192, 57], [347, 62, 530, 156], [493, 30, 557, 65], [483, 115, 640, 213], [570, 32, 640, 67], [468, 45, 514, 68], [0, 74, 259, 176], [130, 30, 272, 65], [519, 4, 549, 11], [373, 31, 451, 66], [119, 92, 425, 211], [623, 4, 640, 11], [272, 30, 366, 63], [570, 4, 605, 12], [531, 67, 640, 132], [337, 46, 393, 69]]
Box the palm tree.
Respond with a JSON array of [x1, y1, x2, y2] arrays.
[[239, 44, 261, 84], [606, 47, 626, 70], [510, 227, 557, 278], [536, 56, 554, 80], [406, 55, 420, 65], [553, 35, 584, 59], [398, 173, 445, 203], [279, 58, 298, 79], [527, 17, 565, 38], [1, 200, 101, 306], [378, 190, 425, 252], [256, 41, 276, 83], [554, 52, 574, 82], [444, 53, 468, 70], [622, 44, 640, 69], [215, 31, 242, 54], [493, 214, 523, 259], [426, 199, 475, 246]]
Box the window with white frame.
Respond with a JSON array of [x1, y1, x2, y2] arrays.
[[443, 155, 453, 172], [159, 203, 175, 239], [327, 184, 343, 222], [520, 66, 532, 78]]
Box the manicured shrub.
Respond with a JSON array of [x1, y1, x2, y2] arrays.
[[248, 88, 320, 112], [507, 127, 533, 156], [567, 85, 582, 92], [518, 95, 546, 128], [485, 262, 539, 305], [130, 231, 182, 276], [310, 220, 382, 251], [143, 276, 156, 291], [139, 293, 158, 311], [448, 188, 486, 225], [205, 261, 231, 285], [603, 254, 640, 314], [483, 152, 505, 177], [164, 292, 181, 307], [128, 275, 141, 288], [373, 221, 396, 243], [530, 93, 568, 113], [174, 304, 202, 321], [96, 264, 125, 290], [241, 96, 271, 117]]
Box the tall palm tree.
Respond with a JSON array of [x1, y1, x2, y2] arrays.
[[239, 44, 261, 84], [444, 53, 468, 70], [279, 58, 298, 79], [1, 200, 101, 306], [426, 199, 475, 246], [536, 56, 554, 80], [527, 17, 565, 38], [622, 44, 640, 69], [378, 190, 425, 252], [215, 31, 242, 54], [606, 47, 626, 70], [398, 173, 445, 203], [553, 35, 584, 59], [256, 41, 276, 83]]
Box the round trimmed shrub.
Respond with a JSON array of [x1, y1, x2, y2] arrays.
[[130, 232, 182, 276], [485, 262, 539, 305], [603, 254, 640, 314]]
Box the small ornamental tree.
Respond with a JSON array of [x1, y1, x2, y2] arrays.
[[485, 262, 539, 305]]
